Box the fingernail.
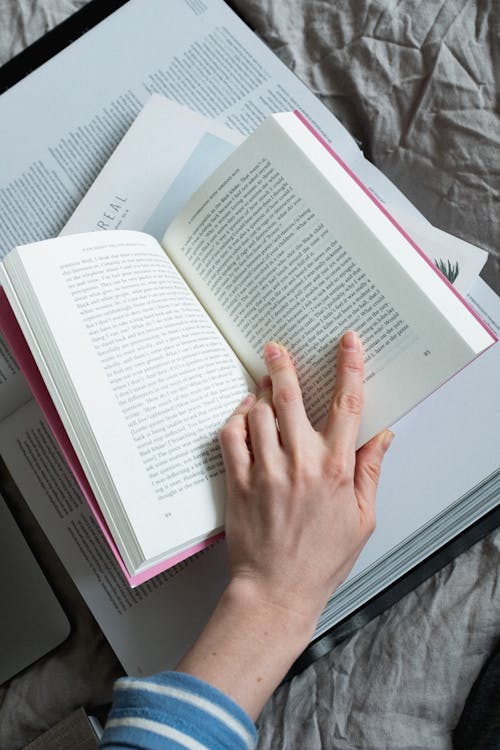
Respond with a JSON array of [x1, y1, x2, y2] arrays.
[[264, 342, 282, 362], [343, 330, 359, 351], [382, 429, 395, 451], [243, 393, 256, 406]]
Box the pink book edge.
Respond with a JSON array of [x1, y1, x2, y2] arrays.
[[293, 110, 497, 344], [0, 289, 223, 587]]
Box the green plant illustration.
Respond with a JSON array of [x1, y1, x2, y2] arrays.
[[435, 258, 460, 284]]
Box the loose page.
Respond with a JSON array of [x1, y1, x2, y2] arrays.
[[2, 232, 253, 572], [62, 96, 244, 239], [163, 115, 493, 446]]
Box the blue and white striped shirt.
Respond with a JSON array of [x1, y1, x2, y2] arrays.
[[101, 671, 258, 749]]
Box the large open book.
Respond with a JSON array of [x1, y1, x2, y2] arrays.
[[0, 111, 495, 585]]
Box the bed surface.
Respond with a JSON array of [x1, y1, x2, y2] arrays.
[[0, 1, 499, 748]]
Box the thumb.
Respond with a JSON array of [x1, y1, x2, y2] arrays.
[[354, 429, 394, 512]]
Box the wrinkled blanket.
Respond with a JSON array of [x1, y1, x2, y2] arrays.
[[0, 1, 499, 748]]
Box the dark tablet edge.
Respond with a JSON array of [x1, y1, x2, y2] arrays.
[[0, 1, 253, 96], [288, 498, 500, 679], [0, 0, 130, 94]]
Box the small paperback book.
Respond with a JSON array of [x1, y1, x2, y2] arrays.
[[0, 111, 495, 585]]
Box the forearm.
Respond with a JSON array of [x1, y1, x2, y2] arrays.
[[176, 577, 318, 720]]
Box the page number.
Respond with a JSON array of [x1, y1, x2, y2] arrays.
[[423, 349, 431, 357]]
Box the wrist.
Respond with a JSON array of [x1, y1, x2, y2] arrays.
[[222, 575, 319, 651], [176, 577, 319, 719]]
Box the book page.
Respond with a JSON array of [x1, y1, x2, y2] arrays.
[[0, 0, 483, 418], [3, 232, 252, 569], [0, 399, 229, 675], [164, 117, 492, 446]]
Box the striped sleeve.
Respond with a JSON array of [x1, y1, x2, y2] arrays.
[[100, 671, 258, 750]]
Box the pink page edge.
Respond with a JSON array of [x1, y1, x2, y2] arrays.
[[0, 290, 222, 587], [293, 110, 497, 343]]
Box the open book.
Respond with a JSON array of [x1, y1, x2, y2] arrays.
[[0, 112, 495, 585]]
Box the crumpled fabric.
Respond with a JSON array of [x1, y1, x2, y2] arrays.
[[256, 531, 500, 749], [234, 0, 500, 293], [0, 1, 499, 749], [0, 0, 89, 65]]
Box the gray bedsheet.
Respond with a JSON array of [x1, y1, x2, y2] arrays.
[[0, 1, 499, 748]]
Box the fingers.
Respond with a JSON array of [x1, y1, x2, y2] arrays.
[[323, 331, 364, 457], [263, 342, 310, 449], [219, 394, 255, 481], [354, 429, 394, 514], [247, 378, 281, 464]]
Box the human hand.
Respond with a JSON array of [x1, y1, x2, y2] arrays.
[[177, 331, 393, 719], [220, 330, 394, 631]]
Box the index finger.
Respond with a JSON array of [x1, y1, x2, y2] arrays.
[[323, 330, 364, 456], [264, 342, 310, 449], [219, 393, 256, 482]]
